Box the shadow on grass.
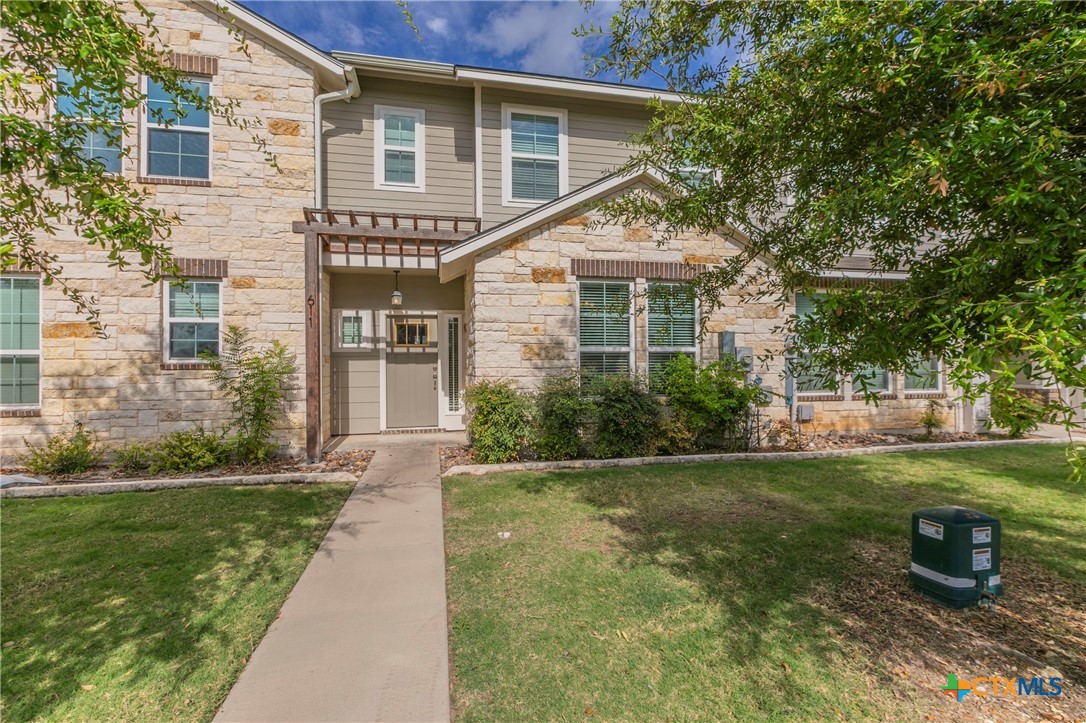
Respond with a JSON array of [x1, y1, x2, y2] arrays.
[[0, 484, 351, 722], [512, 446, 1086, 696]]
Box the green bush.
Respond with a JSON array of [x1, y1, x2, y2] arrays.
[[20, 422, 102, 476], [657, 408, 698, 456], [585, 374, 661, 459], [532, 374, 589, 461], [148, 425, 231, 474], [110, 441, 153, 475], [991, 389, 1045, 439], [662, 354, 764, 451], [466, 380, 532, 463], [203, 325, 298, 464]]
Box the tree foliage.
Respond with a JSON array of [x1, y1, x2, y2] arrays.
[[587, 1, 1085, 460], [1, 0, 272, 331]]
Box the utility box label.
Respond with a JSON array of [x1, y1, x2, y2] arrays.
[[972, 527, 992, 544], [919, 519, 944, 540], [973, 548, 992, 571]]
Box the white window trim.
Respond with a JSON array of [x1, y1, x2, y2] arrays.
[[904, 357, 944, 394], [576, 279, 635, 376], [140, 74, 213, 182], [51, 67, 125, 175], [333, 309, 374, 351], [374, 105, 425, 192], [162, 279, 223, 363], [501, 103, 568, 207], [851, 367, 894, 395], [440, 313, 465, 420], [646, 281, 699, 360], [0, 275, 43, 410], [793, 292, 843, 396]]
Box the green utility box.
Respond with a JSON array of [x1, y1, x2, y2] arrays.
[[909, 506, 1002, 608]]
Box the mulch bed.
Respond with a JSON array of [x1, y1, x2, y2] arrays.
[[814, 539, 1085, 720], [439, 433, 1032, 473], [1, 449, 375, 487]]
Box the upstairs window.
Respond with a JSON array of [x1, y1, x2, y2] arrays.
[[503, 105, 567, 205], [144, 77, 211, 180], [647, 283, 697, 391], [374, 106, 425, 191], [55, 67, 122, 173], [165, 281, 220, 360], [0, 277, 41, 408], [578, 281, 631, 376]]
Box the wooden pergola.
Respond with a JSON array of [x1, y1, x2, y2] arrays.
[[293, 208, 481, 258], [296, 208, 482, 461]]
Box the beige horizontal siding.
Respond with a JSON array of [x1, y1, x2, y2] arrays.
[[323, 76, 475, 217], [480, 88, 653, 228]]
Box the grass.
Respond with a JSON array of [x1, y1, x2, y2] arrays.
[[0, 484, 352, 722], [444, 446, 1085, 721]]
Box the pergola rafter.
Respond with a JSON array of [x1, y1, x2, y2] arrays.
[[293, 208, 482, 257]]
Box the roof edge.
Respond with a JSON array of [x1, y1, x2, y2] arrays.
[[196, 0, 348, 91]]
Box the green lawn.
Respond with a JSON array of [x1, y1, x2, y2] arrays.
[[444, 447, 1085, 721], [0, 484, 352, 722]]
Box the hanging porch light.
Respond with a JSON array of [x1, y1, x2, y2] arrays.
[[391, 270, 403, 307]]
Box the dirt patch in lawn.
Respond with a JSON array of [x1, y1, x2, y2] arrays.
[[813, 538, 1085, 720]]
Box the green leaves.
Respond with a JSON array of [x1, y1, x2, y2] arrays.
[[590, 0, 1086, 465], [2, 0, 273, 332]]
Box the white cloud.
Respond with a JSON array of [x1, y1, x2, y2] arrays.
[[473, 1, 614, 77], [424, 16, 451, 38]]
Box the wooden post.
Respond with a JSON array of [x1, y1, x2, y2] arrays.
[[304, 230, 321, 463]]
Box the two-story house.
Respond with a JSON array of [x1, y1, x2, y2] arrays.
[[303, 52, 960, 459], [3, 1, 969, 465]]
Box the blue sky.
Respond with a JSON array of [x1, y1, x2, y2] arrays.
[[241, 1, 642, 83]]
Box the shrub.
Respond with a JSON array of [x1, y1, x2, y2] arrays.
[[148, 425, 231, 474], [662, 354, 764, 451], [584, 374, 660, 459], [20, 422, 102, 476], [466, 380, 532, 463], [918, 400, 947, 439], [657, 408, 698, 456], [990, 389, 1045, 439], [532, 374, 589, 461], [203, 325, 298, 464], [110, 441, 153, 475]]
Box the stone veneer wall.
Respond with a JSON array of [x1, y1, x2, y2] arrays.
[[1, 0, 318, 459], [467, 189, 957, 434]]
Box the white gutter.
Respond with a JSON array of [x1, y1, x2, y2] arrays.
[[314, 67, 360, 207]]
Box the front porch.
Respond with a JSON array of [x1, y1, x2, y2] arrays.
[[298, 208, 478, 460]]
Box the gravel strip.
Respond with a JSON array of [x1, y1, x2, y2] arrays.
[[443, 437, 1067, 477], [0, 471, 359, 499]]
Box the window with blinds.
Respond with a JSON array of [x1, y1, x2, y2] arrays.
[[0, 277, 41, 407], [166, 280, 221, 360], [375, 106, 424, 191], [794, 293, 834, 393], [647, 283, 697, 391], [505, 107, 564, 203], [448, 317, 461, 412], [852, 366, 890, 393], [578, 281, 631, 376], [905, 356, 941, 391]]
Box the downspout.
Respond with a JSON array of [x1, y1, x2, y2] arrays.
[[306, 67, 359, 462], [314, 66, 360, 207]]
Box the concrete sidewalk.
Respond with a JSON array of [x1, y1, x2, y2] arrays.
[[216, 436, 459, 722]]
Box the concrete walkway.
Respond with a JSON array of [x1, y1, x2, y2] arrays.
[[216, 433, 464, 723]]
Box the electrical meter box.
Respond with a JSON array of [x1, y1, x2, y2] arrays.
[[909, 506, 1002, 608]]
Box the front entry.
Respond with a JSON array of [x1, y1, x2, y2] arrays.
[[386, 314, 440, 428]]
